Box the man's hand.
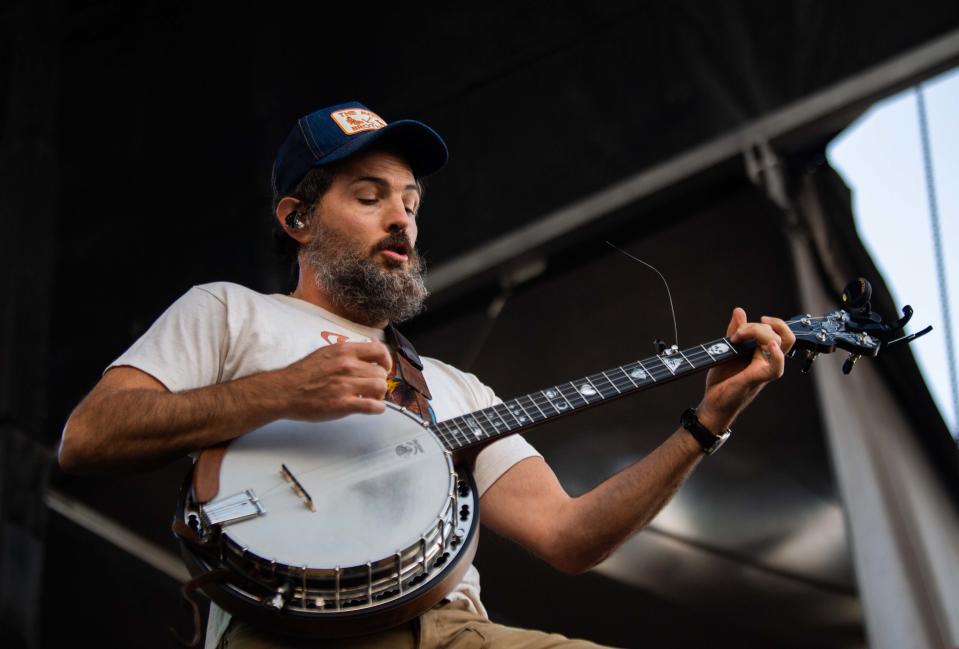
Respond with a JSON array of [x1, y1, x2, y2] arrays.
[[696, 308, 796, 433], [278, 341, 393, 421]]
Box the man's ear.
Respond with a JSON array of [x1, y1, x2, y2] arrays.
[[276, 197, 313, 244]]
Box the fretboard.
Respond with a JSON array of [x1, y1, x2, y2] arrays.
[[429, 336, 750, 453]]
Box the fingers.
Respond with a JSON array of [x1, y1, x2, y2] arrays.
[[282, 340, 395, 422], [347, 341, 393, 372], [728, 316, 790, 378], [761, 316, 796, 354], [728, 314, 795, 355], [725, 307, 748, 338], [763, 339, 785, 378], [307, 341, 392, 376], [346, 397, 387, 415], [704, 311, 789, 421], [349, 377, 389, 400], [731, 321, 782, 348], [312, 377, 389, 419]]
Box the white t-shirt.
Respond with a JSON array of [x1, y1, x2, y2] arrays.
[[104, 281, 542, 649]]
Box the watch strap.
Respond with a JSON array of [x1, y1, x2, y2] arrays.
[[681, 408, 731, 455]]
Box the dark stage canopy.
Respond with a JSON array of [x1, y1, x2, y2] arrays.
[[2, 2, 958, 648]]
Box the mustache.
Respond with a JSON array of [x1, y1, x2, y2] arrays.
[[372, 232, 415, 257]]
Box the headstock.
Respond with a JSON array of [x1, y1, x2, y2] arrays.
[[786, 278, 932, 375]]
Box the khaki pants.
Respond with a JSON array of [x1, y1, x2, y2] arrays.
[[219, 599, 617, 648]]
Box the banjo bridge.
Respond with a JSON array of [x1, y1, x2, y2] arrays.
[[201, 489, 267, 527]]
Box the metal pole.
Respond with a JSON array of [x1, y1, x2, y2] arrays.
[[916, 84, 959, 440]]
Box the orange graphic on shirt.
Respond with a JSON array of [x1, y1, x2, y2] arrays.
[[321, 331, 350, 345]]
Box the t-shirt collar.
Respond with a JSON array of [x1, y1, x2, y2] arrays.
[[273, 293, 386, 341]]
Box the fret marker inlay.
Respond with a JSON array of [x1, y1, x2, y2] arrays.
[[578, 383, 597, 396], [708, 342, 730, 355], [663, 357, 683, 372], [466, 417, 483, 438], [629, 368, 647, 380]]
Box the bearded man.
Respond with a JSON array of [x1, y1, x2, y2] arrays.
[[58, 102, 795, 649]]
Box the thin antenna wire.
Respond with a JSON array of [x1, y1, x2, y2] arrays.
[[605, 241, 679, 346]]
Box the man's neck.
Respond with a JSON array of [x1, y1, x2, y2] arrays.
[[288, 275, 388, 330]]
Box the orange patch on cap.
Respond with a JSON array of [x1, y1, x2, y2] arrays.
[[330, 108, 387, 136]]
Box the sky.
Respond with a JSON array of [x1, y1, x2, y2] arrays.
[[828, 66, 959, 440]]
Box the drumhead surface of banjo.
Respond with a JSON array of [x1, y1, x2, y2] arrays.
[[214, 407, 452, 568]]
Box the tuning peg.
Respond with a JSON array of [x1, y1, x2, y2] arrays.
[[800, 350, 819, 374], [893, 305, 914, 331], [842, 353, 861, 375], [842, 278, 873, 312]]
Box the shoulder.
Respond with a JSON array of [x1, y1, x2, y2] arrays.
[[420, 356, 499, 408], [421, 356, 486, 389], [152, 282, 255, 319], [190, 281, 264, 305], [182, 282, 283, 317], [147, 282, 273, 329]]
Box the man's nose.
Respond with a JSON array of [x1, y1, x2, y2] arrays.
[[383, 198, 414, 232]]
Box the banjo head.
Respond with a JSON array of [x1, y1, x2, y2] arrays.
[[177, 403, 480, 636], [215, 405, 454, 569]]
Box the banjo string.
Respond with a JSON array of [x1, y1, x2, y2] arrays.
[[235, 316, 822, 504], [246, 429, 441, 503]]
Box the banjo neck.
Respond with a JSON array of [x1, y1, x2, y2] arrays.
[[429, 335, 753, 456], [428, 284, 934, 458]]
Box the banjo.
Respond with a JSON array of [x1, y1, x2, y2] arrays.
[[173, 280, 929, 643]]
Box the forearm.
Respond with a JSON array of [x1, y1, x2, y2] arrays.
[[60, 370, 289, 474], [60, 341, 393, 475], [489, 311, 792, 576], [556, 426, 704, 573]]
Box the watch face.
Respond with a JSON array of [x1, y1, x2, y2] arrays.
[[706, 430, 731, 455]]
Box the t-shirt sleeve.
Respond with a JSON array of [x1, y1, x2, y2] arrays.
[[466, 375, 544, 498], [104, 285, 229, 392]]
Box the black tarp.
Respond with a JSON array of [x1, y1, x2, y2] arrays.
[[2, 1, 958, 648]]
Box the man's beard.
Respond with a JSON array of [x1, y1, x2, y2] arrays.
[[302, 222, 429, 326]]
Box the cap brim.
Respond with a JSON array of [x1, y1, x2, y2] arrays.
[[319, 119, 449, 179]]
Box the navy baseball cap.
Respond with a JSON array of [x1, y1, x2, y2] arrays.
[[271, 101, 448, 203]]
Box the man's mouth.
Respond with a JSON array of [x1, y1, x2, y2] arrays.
[[376, 240, 411, 263], [380, 249, 409, 262]]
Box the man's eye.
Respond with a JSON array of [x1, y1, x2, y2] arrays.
[[358, 198, 377, 205]]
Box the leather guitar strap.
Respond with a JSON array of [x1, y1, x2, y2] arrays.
[[385, 322, 435, 423]]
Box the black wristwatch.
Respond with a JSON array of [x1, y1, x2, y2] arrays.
[[680, 408, 731, 455]]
